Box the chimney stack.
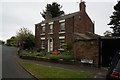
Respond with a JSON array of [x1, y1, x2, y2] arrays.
[[45, 11, 52, 20], [80, 0, 86, 12]]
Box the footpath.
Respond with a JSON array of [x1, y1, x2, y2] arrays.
[[20, 58, 108, 78]]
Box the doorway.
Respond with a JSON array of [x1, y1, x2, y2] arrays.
[[48, 38, 53, 52]]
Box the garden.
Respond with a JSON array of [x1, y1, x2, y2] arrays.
[[18, 42, 76, 64]]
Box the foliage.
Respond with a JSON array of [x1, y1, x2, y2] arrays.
[[16, 27, 35, 50], [0, 40, 5, 45], [108, 1, 120, 36], [104, 30, 112, 37], [49, 54, 74, 61], [20, 49, 74, 61], [6, 36, 17, 46], [20, 60, 94, 78], [41, 2, 64, 19], [62, 42, 73, 55]]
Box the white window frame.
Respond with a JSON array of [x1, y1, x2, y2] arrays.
[[41, 40, 45, 49], [59, 22, 65, 33], [48, 24, 53, 34], [59, 39, 65, 49], [41, 25, 45, 34]]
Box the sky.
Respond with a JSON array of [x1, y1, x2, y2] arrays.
[[0, 0, 118, 41]]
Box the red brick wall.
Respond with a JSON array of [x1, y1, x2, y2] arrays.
[[35, 24, 41, 49], [74, 39, 99, 67], [53, 21, 60, 50], [65, 17, 74, 43], [74, 12, 94, 34]]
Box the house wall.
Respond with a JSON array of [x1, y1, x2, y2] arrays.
[[65, 17, 74, 43], [74, 12, 94, 34], [35, 24, 41, 49], [53, 21, 60, 50], [74, 39, 99, 67]]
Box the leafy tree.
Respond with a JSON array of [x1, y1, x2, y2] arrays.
[[0, 40, 5, 45], [41, 2, 65, 19], [6, 36, 17, 46], [108, 1, 120, 36], [16, 27, 35, 50], [104, 30, 112, 37]]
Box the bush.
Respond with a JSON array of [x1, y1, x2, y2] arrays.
[[49, 54, 74, 61], [49, 54, 61, 60]]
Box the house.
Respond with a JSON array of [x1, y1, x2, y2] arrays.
[[35, 1, 94, 52]]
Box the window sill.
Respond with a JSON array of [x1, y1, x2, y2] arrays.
[[41, 33, 45, 35], [48, 33, 53, 35], [58, 48, 64, 51], [59, 32, 65, 34], [41, 47, 45, 49]]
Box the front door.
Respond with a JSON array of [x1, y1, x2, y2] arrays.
[[48, 38, 53, 52]]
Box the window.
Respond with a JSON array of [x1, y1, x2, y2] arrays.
[[41, 26, 45, 34], [60, 39, 65, 49], [49, 24, 53, 33], [41, 40, 45, 49], [60, 22, 65, 32]]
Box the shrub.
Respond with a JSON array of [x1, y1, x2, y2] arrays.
[[49, 54, 61, 60], [49, 54, 74, 61]]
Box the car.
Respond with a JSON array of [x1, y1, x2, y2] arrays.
[[106, 52, 120, 80]]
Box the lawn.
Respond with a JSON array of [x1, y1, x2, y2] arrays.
[[19, 60, 95, 78]]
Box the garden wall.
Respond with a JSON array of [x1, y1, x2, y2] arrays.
[[73, 39, 99, 67]]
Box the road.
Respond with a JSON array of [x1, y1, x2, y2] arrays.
[[2, 45, 35, 79]]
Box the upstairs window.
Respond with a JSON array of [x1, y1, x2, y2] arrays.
[[60, 22, 65, 32], [49, 24, 53, 33], [41, 26, 45, 34]]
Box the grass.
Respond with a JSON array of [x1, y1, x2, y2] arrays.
[[19, 60, 95, 78]]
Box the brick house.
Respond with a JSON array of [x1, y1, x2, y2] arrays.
[[35, 1, 94, 52]]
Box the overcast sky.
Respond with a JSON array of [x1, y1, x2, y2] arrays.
[[0, 0, 118, 41]]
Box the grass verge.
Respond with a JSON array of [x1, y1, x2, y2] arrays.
[[19, 60, 95, 78]]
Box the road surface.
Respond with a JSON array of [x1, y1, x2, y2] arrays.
[[2, 45, 35, 79]]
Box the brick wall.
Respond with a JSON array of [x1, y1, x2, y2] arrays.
[[53, 21, 60, 50], [74, 12, 94, 34], [35, 24, 41, 49], [74, 39, 99, 67], [65, 17, 74, 43]]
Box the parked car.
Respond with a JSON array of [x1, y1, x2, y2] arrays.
[[106, 52, 120, 80]]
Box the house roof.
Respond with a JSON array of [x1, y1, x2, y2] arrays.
[[74, 32, 100, 40], [36, 11, 79, 25], [101, 36, 120, 39]]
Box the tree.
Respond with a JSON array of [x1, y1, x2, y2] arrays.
[[0, 40, 5, 45], [16, 27, 35, 50], [108, 1, 120, 36], [6, 36, 17, 46], [41, 2, 65, 19], [104, 30, 112, 37]]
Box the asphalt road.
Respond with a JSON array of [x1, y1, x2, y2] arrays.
[[2, 45, 35, 79]]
